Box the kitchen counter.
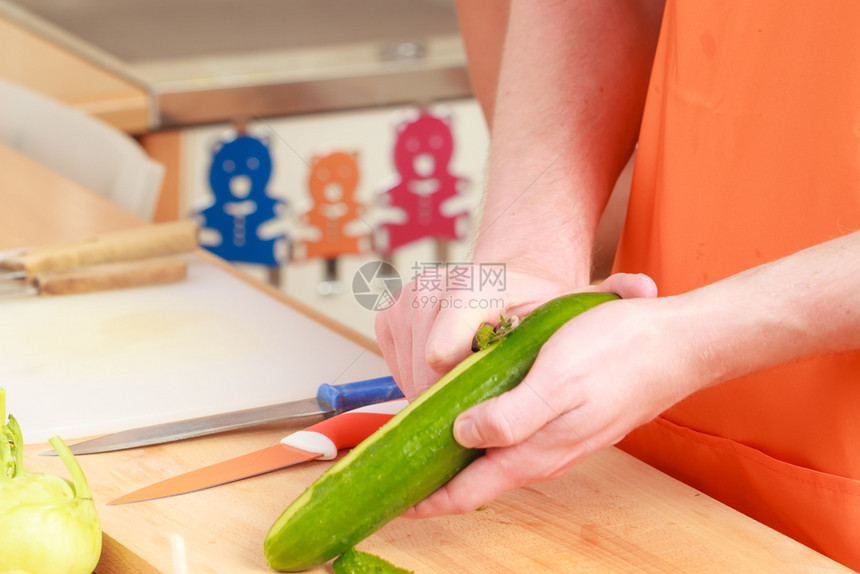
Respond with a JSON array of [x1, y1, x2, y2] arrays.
[[0, 0, 471, 130], [5, 142, 852, 572]]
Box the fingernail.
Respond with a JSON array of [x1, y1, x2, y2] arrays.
[[454, 417, 479, 447]]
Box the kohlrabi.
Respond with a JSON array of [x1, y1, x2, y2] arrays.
[[1, 388, 102, 574]]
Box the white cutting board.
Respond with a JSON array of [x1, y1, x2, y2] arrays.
[[0, 254, 388, 443]]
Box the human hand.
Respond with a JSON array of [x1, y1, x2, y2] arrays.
[[398, 273, 710, 518], [375, 267, 615, 400]]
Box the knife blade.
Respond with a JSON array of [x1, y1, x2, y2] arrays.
[[43, 375, 402, 456], [109, 399, 407, 505]]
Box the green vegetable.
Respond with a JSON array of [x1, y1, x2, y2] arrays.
[[264, 292, 618, 571], [333, 548, 413, 574], [0, 389, 102, 574]]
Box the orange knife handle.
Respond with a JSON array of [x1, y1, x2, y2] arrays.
[[280, 399, 407, 460]]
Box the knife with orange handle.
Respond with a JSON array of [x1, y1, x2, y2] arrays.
[[109, 399, 408, 505], [0, 220, 197, 297]]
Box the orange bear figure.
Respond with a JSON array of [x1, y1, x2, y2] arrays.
[[301, 151, 368, 260]]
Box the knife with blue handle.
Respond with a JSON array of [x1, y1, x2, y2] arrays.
[[43, 375, 403, 456]]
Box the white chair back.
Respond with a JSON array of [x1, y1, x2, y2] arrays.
[[0, 77, 164, 220]]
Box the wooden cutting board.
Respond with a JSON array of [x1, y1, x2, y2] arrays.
[[6, 251, 852, 574], [8, 251, 849, 573], [4, 143, 849, 573], [23, 427, 850, 574]]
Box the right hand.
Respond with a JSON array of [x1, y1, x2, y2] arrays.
[[374, 267, 656, 400]]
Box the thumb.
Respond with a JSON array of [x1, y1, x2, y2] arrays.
[[451, 377, 555, 450], [424, 300, 502, 375]]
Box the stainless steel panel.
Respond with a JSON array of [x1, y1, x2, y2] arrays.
[[5, 0, 471, 127]]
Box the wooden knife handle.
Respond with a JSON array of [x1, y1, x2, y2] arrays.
[[2, 220, 198, 275], [34, 256, 188, 296]]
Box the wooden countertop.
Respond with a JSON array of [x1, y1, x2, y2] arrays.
[[0, 142, 144, 249], [5, 142, 851, 573]]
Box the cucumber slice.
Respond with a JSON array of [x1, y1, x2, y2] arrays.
[[333, 548, 413, 574]]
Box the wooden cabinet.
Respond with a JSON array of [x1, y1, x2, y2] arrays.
[[0, 11, 150, 133]]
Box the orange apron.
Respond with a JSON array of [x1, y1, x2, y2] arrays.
[[613, 1, 860, 569]]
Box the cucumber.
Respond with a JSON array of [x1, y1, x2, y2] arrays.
[[264, 292, 619, 571]]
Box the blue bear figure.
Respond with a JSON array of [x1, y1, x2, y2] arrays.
[[200, 134, 286, 266]]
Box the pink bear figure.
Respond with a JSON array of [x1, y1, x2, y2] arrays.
[[378, 112, 468, 255]]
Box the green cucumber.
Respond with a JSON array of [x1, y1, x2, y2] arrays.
[[264, 292, 619, 571]]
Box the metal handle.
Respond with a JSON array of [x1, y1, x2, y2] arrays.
[[2, 220, 198, 275], [34, 256, 188, 295]]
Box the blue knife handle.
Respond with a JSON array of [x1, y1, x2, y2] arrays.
[[316, 376, 404, 413]]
